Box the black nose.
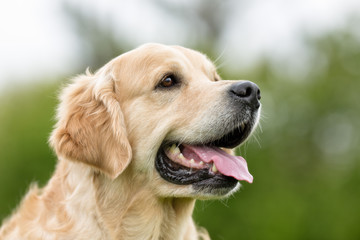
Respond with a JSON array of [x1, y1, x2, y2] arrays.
[[229, 81, 261, 109]]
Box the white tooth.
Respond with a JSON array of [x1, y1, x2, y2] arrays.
[[199, 161, 204, 165], [212, 164, 218, 173], [170, 144, 180, 155], [190, 159, 195, 164], [174, 148, 180, 155], [179, 153, 186, 160]]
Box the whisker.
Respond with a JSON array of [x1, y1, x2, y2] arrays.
[[215, 60, 228, 70], [213, 47, 227, 66]]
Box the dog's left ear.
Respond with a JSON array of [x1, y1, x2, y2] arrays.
[[50, 66, 132, 179]]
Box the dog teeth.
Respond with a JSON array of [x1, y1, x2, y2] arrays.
[[178, 153, 186, 160], [169, 144, 180, 155], [212, 164, 218, 173], [167, 144, 209, 169]]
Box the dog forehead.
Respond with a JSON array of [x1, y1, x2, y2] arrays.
[[125, 43, 215, 72], [111, 44, 217, 97]]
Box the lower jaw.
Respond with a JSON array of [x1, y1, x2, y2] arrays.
[[192, 176, 239, 196], [193, 181, 240, 198]]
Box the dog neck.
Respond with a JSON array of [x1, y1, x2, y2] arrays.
[[38, 159, 200, 240], [92, 163, 199, 239]]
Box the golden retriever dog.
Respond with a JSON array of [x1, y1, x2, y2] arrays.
[[0, 43, 261, 240]]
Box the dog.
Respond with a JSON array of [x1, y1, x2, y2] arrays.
[[0, 43, 261, 240]]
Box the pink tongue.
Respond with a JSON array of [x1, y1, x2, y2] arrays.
[[182, 144, 253, 183]]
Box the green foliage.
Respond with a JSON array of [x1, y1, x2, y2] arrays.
[[0, 83, 59, 220]]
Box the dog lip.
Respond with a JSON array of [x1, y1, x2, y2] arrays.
[[209, 121, 252, 148]]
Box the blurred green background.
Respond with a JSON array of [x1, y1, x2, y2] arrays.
[[1, 1, 360, 239]]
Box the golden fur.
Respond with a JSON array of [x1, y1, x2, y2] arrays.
[[0, 43, 257, 239]]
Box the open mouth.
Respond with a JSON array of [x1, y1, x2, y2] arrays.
[[155, 121, 254, 192]]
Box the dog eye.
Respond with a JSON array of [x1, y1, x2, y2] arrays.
[[158, 75, 178, 88]]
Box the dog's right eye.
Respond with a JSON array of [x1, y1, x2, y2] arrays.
[[157, 75, 178, 89]]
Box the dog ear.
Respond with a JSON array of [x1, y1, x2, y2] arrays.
[[50, 66, 132, 179]]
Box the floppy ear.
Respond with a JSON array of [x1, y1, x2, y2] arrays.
[[50, 66, 132, 179]]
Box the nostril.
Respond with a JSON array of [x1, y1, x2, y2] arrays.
[[237, 86, 253, 98], [257, 89, 261, 100], [229, 81, 261, 109]]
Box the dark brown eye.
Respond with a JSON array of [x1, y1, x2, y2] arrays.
[[159, 75, 177, 88]]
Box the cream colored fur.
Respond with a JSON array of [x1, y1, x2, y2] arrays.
[[0, 43, 253, 240]]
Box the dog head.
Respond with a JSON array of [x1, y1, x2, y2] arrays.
[[50, 43, 261, 199]]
